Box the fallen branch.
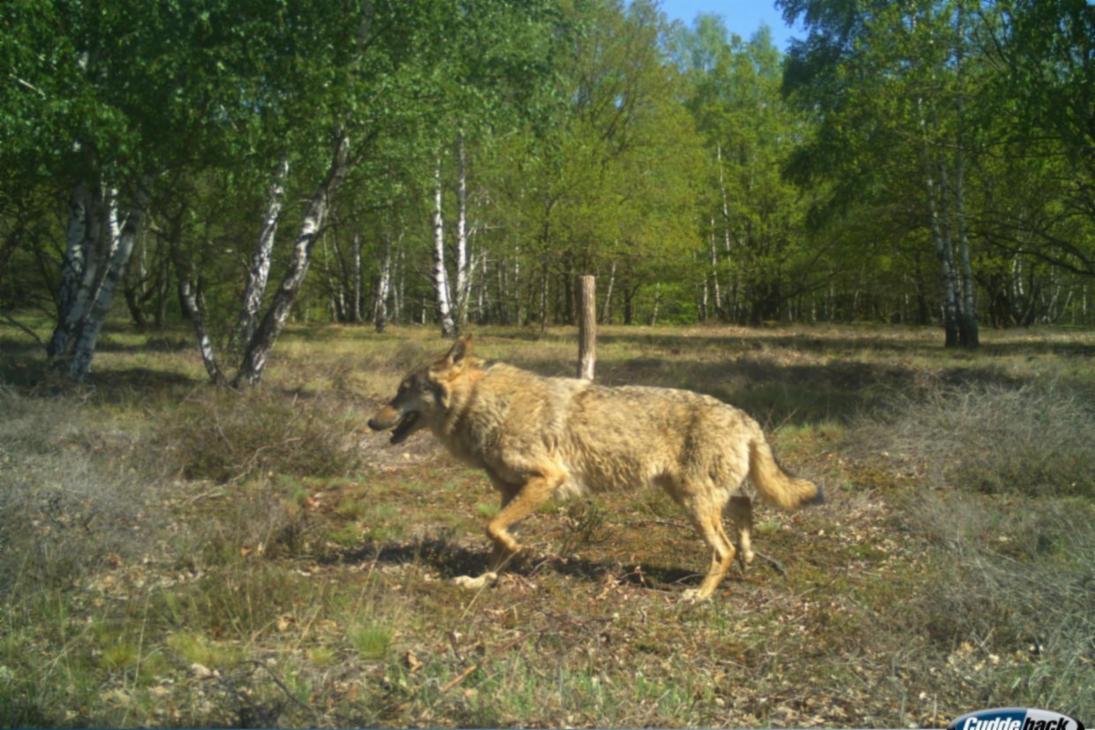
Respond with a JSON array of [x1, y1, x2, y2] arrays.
[[439, 663, 478, 693]]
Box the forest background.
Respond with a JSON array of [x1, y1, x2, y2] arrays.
[[2, 2, 1094, 726], [1, 0, 1092, 382]]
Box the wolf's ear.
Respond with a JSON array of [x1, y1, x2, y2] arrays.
[[430, 335, 472, 378], [444, 335, 472, 366]]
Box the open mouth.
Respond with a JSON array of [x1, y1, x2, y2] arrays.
[[389, 412, 420, 445]]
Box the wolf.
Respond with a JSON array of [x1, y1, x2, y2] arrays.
[[368, 337, 822, 601]]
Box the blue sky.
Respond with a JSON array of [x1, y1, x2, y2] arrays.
[[658, 0, 806, 50]]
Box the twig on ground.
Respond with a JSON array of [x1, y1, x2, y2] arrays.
[[754, 550, 787, 576], [439, 663, 478, 693], [246, 660, 320, 720]]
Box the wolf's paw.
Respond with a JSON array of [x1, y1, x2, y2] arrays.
[[737, 549, 755, 569], [452, 572, 498, 590], [679, 587, 712, 604]]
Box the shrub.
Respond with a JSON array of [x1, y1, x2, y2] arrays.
[[854, 383, 1095, 497], [163, 388, 367, 483], [898, 491, 1094, 713]]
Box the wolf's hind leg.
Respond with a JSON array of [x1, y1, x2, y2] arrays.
[[453, 467, 563, 590], [484, 474, 522, 571], [680, 497, 736, 603], [727, 496, 755, 569]]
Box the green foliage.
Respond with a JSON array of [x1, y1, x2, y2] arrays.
[[2, 0, 1094, 379]]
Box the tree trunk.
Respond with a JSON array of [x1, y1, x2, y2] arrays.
[[700, 282, 709, 321], [235, 134, 349, 386], [373, 233, 393, 333], [351, 230, 362, 322], [601, 260, 616, 324], [708, 224, 721, 318], [918, 97, 960, 346], [952, 3, 979, 348], [166, 207, 226, 385], [178, 276, 227, 385], [48, 181, 150, 381], [512, 252, 522, 325], [476, 252, 487, 324], [623, 284, 637, 325], [454, 132, 470, 331], [235, 158, 289, 350], [65, 190, 148, 380], [394, 237, 405, 324], [538, 261, 548, 335], [431, 157, 456, 337], [123, 232, 149, 328], [48, 181, 99, 360]]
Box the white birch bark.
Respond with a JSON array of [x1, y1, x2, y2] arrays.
[[431, 157, 456, 337], [917, 96, 960, 346], [476, 251, 487, 323], [601, 259, 616, 324], [936, 157, 964, 344], [236, 134, 349, 386], [952, 1, 978, 346], [235, 158, 288, 348], [708, 220, 721, 316], [513, 248, 521, 324], [167, 205, 226, 385], [61, 188, 111, 352], [394, 238, 405, 323], [66, 187, 147, 381], [178, 276, 226, 385], [351, 230, 362, 322], [714, 143, 732, 313], [454, 133, 470, 330], [373, 233, 393, 332], [649, 282, 661, 326], [48, 182, 94, 359]]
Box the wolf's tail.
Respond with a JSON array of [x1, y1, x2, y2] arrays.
[[748, 437, 823, 510]]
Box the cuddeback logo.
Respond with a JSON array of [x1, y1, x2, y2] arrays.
[[948, 708, 1086, 730]]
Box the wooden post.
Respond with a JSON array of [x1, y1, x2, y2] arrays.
[[577, 275, 596, 381]]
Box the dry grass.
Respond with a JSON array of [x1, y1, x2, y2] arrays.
[[895, 490, 1094, 711], [162, 388, 370, 483], [0, 387, 157, 592], [1, 319, 1094, 726], [854, 383, 1095, 496]]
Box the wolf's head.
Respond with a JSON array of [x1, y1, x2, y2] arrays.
[[367, 336, 475, 445]]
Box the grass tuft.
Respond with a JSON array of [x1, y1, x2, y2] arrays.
[[854, 383, 1095, 496], [162, 388, 366, 483], [349, 621, 392, 661]]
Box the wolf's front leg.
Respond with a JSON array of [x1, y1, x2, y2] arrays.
[[453, 467, 563, 590]]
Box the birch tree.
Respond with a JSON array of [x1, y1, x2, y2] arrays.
[[234, 159, 289, 349], [431, 157, 457, 338], [780, 0, 986, 344]]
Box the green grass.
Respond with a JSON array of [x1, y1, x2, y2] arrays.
[[348, 622, 393, 661], [2, 318, 1094, 725]]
